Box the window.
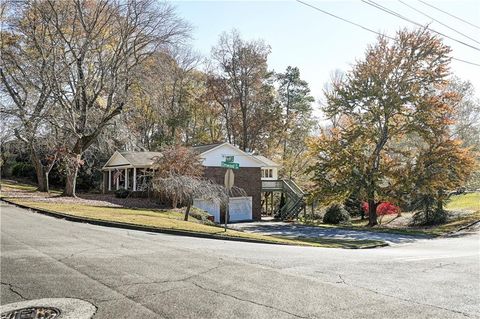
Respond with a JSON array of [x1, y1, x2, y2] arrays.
[[262, 168, 273, 178]]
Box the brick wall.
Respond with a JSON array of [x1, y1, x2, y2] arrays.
[[203, 167, 262, 222]]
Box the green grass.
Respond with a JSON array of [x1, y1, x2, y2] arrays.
[[1, 180, 39, 192], [0, 179, 62, 195], [446, 193, 480, 212]]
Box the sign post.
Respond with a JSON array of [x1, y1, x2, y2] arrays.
[[222, 157, 239, 231], [224, 168, 234, 231]]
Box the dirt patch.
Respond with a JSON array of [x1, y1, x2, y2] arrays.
[[379, 210, 473, 229]]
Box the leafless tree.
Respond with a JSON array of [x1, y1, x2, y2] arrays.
[[1, 0, 190, 196], [152, 174, 246, 221], [210, 29, 276, 151], [1, 0, 56, 191]]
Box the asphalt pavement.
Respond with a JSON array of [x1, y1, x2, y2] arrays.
[[229, 221, 430, 244], [1, 202, 479, 318]]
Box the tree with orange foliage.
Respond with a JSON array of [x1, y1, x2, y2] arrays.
[[309, 28, 475, 226], [153, 145, 204, 179], [392, 92, 476, 223]]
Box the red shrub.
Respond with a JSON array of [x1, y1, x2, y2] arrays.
[[362, 202, 400, 216]]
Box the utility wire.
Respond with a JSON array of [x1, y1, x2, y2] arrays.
[[398, 0, 480, 45], [362, 0, 480, 52], [295, 0, 480, 67], [417, 0, 480, 30], [295, 0, 394, 40]]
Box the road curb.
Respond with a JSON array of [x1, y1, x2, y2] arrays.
[[296, 221, 435, 238], [444, 219, 480, 237], [0, 198, 299, 246], [1, 198, 390, 249]]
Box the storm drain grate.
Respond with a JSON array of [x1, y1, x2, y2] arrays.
[[1, 307, 61, 319]]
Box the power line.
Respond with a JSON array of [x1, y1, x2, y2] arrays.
[[295, 0, 480, 67], [398, 0, 480, 45], [361, 0, 480, 52], [295, 0, 394, 40], [451, 57, 480, 67], [417, 0, 480, 31]]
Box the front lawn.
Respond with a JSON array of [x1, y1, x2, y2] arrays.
[[1, 180, 386, 249], [446, 192, 480, 212]]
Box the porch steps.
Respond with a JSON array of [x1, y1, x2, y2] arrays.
[[261, 179, 306, 220]]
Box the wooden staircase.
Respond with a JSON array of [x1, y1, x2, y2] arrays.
[[261, 179, 306, 220]]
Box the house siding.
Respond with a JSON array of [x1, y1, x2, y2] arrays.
[[203, 166, 262, 222]]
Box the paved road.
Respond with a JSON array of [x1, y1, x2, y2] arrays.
[[1, 202, 479, 318], [229, 221, 430, 244]]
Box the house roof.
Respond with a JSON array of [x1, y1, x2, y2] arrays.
[[191, 142, 225, 154], [104, 143, 279, 169], [103, 151, 162, 169], [253, 155, 280, 167], [119, 151, 162, 167]]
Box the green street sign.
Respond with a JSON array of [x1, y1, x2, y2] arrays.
[[221, 161, 240, 170], [225, 155, 234, 163]]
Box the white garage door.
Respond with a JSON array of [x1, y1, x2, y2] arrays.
[[193, 199, 220, 222], [228, 197, 252, 222]]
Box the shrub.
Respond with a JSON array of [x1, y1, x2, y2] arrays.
[[11, 162, 36, 180], [362, 202, 400, 224], [189, 207, 216, 226], [344, 195, 363, 217], [323, 203, 350, 224], [114, 188, 130, 198], [411, 209, 448, 226]]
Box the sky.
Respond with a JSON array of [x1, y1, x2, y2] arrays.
[[173, 0, 480, 116]]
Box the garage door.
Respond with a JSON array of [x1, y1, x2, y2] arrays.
[[228, 197, 252, 222]]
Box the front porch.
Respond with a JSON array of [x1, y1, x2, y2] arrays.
[[102, 167, 154, 193], [101, 151, 162, 193]]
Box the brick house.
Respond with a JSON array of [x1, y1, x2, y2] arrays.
[[192, 142, 273, 222], [102, 142, 284, 222]]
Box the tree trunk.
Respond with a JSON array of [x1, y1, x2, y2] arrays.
[[31, 150, 47, 192], [62, 154, 81, 197], [45, 172, 50, 193], [437, 189, 444, 212], [184, 203, 191, 221], [368, 198, 378, 226]]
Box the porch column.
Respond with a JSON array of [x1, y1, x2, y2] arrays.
[[108, 170, 112, 191], [116, 171, 119, 190], [271, 192, 274, 215], [125, 168, 129, 189], [133, 167, 137, 191]]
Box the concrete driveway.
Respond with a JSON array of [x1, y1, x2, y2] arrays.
[[229, 221, 431, 244]]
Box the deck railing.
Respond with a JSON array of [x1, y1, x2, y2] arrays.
[[261, 179, 306, 220]]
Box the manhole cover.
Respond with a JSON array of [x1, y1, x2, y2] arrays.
[[1, 307, 61, 319], [0, 299, 95, 319]]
